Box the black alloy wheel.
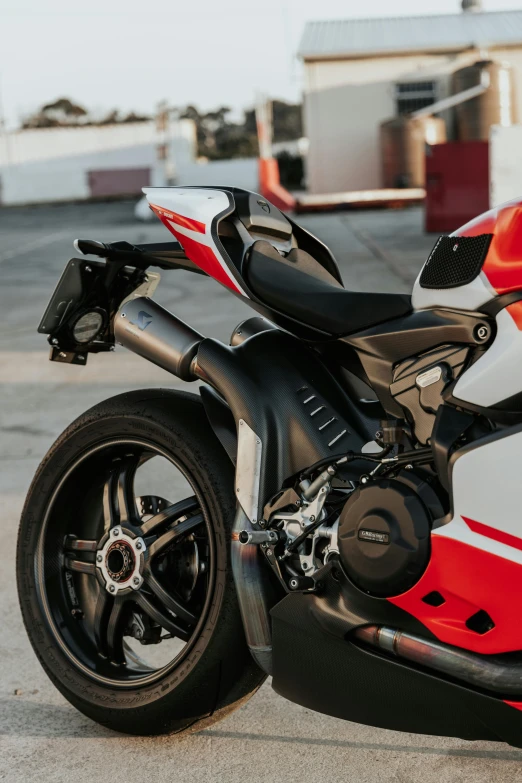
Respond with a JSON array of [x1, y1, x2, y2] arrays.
[[18, 390, 265, 734], [39, 439, 213, 686]]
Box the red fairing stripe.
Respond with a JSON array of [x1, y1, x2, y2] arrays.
[[149, 203, 206, 234], [462, 516, 522, 552], [505, 701, 522, 712], [175, 232, 242, 292], [155, 215, 242, 294], [389, 534, 522, 654]]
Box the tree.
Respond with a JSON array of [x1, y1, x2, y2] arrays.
[[244, 100, 303, 144], [22, 97, 88, 128], [272, 100, 303, 142], [179, 99, 302, 160], [21, 99, 150, 129]]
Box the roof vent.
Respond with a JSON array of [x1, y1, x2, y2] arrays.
[[461, 0, 483, 11]]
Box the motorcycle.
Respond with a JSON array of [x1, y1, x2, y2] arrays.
[[16, 186, 522, 745]]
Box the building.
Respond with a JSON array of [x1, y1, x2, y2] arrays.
[[298, 3, 522, 194], [0, 120, 259, 207], [0, 119, 196, 205]]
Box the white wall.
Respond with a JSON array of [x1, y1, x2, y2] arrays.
[[0, 120, 197, 205], [0, 120, 195, 167], [303, 47, 522, 194], [304, 81, 393, 192], [0, 158, 259, 208], [490, 124, 522, 207]]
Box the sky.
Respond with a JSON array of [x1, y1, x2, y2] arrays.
[[1, 0, 521, 129]]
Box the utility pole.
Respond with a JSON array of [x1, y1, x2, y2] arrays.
[[255, 95, 273, 160], [156, 101, 180, 186]]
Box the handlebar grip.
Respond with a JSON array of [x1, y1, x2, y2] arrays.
[[73, 239, 108, 257]]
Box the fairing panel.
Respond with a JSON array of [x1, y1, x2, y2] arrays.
[[413, 198, 522, 313], [391, 427, 522, 654], [143, 187, 247, 295]]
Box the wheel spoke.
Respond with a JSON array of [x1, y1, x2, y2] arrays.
[[93, 590, 111, 649], [140, 495, 199, 537], [102, 456, 140, 532], [64, 556, 96, 575], [93, 590, 127, 663], [63, 535, 97, 552], [115, 455, 140, 526], [106, 597, 127, 663], [102, 471, 119, 533], [135, 591, 190, 641], [148, 513, 204, 560], [143, 571, 197, 625]]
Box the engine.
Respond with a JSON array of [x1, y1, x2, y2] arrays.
[[337, 472, 443, 597], [233, 325, 478, 599], [261, 454, 445, 598]]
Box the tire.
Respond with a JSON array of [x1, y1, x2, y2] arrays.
[[17, 388, 265, 735]]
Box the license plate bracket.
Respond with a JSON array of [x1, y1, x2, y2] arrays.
[[38, 258, 106, 335]]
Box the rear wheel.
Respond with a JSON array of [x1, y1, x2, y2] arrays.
[[17, 389, 265, 735]]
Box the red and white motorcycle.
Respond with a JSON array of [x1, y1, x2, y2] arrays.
[[17, 186, 522, 745]]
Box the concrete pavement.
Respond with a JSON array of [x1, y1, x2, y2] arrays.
[[2, 200, 521, 782]]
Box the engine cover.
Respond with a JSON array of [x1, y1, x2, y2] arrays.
[[338, 475, 436, 597], [390, 344, 470, 445]]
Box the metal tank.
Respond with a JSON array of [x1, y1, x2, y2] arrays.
[[380, 115, 447, 188], [453, 60, 518, 141]]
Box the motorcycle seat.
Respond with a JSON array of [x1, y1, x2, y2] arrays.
[[245, 240, 412, 336]]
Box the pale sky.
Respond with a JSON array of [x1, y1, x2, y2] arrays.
[[1, 0, 521, 128]]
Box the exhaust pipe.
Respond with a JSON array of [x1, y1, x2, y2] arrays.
[[115, 297, 274, 673], [231, 508, 273, 675], [355, 625, 522, 697], [115, 297, 203, 382], [230, 316, 278, 347]]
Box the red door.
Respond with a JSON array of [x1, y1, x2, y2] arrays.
[[88, 168, 151, 198]]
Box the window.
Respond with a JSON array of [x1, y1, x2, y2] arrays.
[[396, 81, 437, 115]]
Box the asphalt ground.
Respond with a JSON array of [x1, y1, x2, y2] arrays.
[[2, 200, 521, 782]]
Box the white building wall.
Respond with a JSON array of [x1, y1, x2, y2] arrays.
[[303, 47, 522, 194], [0, 120, 195, 167], [495, 47, 522, 124], [0, 120, 197, 205], [304, 80, 394, 193], [490, 124, 522, 207]]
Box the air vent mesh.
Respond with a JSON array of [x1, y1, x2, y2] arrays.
[[419, 234, 493, 289]]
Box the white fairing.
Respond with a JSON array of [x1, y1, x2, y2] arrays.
[[144, 186, 230, 225], [411, 269, 495, 311], [412, 239, 522, 409], [434, 429, 522, 566], [142, 187, 247, 295], [453, 308, 522, 406]]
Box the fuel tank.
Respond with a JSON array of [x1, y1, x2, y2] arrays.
[[412, 198, 522, 409], [413, 198, 522, 313]]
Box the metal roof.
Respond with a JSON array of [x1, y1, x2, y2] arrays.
[[298, 10, 522, 61]]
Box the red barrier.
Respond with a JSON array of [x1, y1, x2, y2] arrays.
[[258, 158, 296, 213]]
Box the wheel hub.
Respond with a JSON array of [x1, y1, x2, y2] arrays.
[[96, 526, 146, 594], [106, 541, 134, 581]]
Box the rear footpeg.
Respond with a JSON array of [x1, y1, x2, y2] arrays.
[[237, 530, 279, 545]]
